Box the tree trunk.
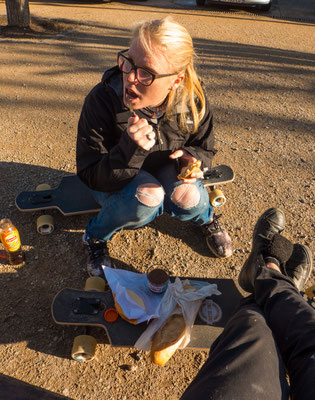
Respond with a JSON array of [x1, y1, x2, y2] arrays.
[[5, 0, 30, 28]]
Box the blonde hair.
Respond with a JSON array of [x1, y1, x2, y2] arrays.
[[131, 17, 206, 133]]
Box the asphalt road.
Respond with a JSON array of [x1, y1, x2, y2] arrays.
[[277, 0, 315, 19], [178, 0, 315, 20]]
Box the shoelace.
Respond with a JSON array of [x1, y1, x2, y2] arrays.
[[87, 240, 108, 261], [206, 214, 223, 234]]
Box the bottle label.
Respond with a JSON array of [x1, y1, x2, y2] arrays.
[[1, 231, 21, 252]]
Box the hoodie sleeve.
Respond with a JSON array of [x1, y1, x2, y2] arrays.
[[76, 83, 148, 192]]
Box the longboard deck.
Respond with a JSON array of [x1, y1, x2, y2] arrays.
[[16, 166, 234, 217], [201, 165, 234, 187], [15, 175, 101, 216], [52, 278, 242, 350]]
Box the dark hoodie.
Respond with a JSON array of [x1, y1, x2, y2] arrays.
[[76, 66, 216, 193]]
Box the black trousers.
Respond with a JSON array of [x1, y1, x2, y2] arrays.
[[181, 267, 315, 400]]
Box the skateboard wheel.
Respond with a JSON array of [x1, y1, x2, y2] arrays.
[[84, 277, 106, 292], [36, 184, 51, 191], [36, 214, 54, 234], [305, 284, 315, 300], [71, 335, 97, 362], [209, 189, 226, 207]]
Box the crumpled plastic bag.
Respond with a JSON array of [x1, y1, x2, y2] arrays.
[[134, 277, 221, 351], [104, 267, 165, 324]]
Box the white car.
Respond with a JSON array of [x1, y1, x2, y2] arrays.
[[196, 0, 272, 12]]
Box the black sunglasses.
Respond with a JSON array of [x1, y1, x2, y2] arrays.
[[117, 49, 178, 87]]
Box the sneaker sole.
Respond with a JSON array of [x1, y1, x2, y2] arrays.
[[206, 237, 233, 258]]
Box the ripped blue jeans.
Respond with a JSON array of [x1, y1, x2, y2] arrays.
[[85, 162, 213, 241]]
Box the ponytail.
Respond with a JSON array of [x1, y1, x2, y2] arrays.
[[166, 62, 205, 133]]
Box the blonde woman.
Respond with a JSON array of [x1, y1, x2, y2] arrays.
[[76, 17, 232, 277]]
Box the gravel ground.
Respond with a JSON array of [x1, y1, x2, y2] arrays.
[[0, 1, 314, 399]]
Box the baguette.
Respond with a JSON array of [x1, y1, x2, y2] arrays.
[[150, 310, 186, 366], [150, 282, 197, 365]]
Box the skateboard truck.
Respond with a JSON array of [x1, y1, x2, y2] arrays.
[[73, 297, 103, 316]]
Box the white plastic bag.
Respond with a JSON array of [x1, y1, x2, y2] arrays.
[[134, 277, 221, 351], [104, 267, 165, 323]]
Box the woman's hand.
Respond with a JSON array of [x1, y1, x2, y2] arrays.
[[169, 149, 203, 183], [127, 114, 156, 151]]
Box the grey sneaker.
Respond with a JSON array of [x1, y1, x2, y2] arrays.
[[284, 244, 312, 291], [83, 234, 116, 278], [238, 208, 286, 292], [202, 214, 233, 258]]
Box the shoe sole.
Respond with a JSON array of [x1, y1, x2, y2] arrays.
[[238, 258, 252, 292], [206, 237, 232, 258], [238, 253, 265, 293], [294, 245, 313, 291]]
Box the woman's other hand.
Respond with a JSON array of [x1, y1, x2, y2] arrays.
[[169, 149, 203, 183]]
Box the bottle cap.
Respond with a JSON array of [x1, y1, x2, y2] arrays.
[[104, 308, 118, 323]]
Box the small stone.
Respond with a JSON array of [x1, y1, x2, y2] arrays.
[[120, 364, 133, 371], [131, 351, 142, 361]]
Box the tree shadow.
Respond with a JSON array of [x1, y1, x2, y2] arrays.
[[0, 15, 79, 39], [0, 373, 71, 400]]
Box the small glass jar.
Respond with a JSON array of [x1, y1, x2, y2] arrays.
[[147, 268, 169, 294]]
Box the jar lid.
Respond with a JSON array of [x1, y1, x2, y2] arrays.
[[147, 268, 169, 285]]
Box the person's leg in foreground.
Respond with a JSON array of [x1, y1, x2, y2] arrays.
[[181, 208, 315, 400]]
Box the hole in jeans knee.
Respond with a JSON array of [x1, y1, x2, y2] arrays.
[[171, 184, 200, 209], [135, 183, 164, 207]]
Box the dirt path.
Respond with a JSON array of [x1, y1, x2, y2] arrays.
[[0, 1, 314, 399]]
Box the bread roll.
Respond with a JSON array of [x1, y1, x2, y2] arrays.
[[126, 289, 145, 310], [150, 311, 186, 366], [113, 290, 145, 325]]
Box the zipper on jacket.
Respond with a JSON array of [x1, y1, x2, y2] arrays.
[[151, 118, 163, 147], [156, 124, 163, 145]]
